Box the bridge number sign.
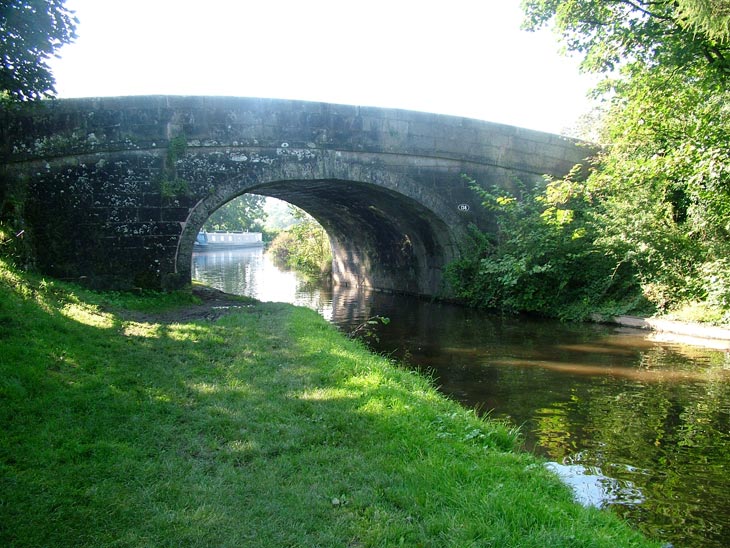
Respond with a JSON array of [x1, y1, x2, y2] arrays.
[[457, 203, 470, 212]]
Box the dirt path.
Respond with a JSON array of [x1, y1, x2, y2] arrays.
[[119, 286, 257, 324]]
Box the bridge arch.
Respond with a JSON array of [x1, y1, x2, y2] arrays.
[[177, 153, 462, 295]]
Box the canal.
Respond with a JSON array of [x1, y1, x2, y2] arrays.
[[193, 246, 730, 548]]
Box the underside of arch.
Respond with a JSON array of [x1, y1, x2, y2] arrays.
[[178, 178, 459, 297]]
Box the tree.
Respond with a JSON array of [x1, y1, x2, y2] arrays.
[[203, 194, 267, 232], [521, 0, 730, 76], [263, 198, 297, 230], [267, 208, 332, 278], [519, 0, 730, 321], [1, 0, 78, 102], [676, 0, 730, 41], [445, 173, 643, 320]]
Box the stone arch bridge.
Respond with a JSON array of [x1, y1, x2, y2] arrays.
[[0, 96, 590, 296]]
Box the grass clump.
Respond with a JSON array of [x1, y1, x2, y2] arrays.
[[0, 259, 659, 547]]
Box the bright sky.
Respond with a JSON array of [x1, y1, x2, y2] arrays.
[[49, 0, 597, 135]]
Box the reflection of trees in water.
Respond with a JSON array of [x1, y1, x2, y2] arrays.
[[192, 247, 335, 316], [400, 323, 730, 547], [528, 351, 730, 547], [192, 249, 262, 295]]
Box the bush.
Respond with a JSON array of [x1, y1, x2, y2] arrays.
[[267, 218, 332, 278], [446, 175, 644, 320]]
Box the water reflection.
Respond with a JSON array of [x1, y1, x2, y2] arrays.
[[544, 461, 644, 508], [192, 248, 334, 319], [192, 248, 730, 548]]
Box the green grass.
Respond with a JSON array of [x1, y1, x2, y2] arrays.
[[0, 259, 660, 547]]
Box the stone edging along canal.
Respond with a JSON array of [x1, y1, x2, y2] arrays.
[[594, 314, 730, 350]]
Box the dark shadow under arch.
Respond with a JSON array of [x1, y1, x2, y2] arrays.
[[178, 177, 459, 296]]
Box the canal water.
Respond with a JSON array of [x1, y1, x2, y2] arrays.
[[193, 247, 730, 548]]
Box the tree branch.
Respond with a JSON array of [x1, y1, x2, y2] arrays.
[[610, 0, 676, 21]]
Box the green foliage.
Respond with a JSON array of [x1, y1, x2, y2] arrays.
[[166, 134, 188, 164], [267, 209, 332, 278], [512, 0, 730, 323], [203, 194, 267, 232], [348, 315, 391, 344], [159, 177, 190, 199], [263, 197, 298, 230], [159, 135, 191, 199], [0, 171, 30, 266], [0, 0, 78, 102], [446, 175, 644, 320], [587, 61, 730, 316], [675, 0, 730, 41], [521, 0, 730, 77]]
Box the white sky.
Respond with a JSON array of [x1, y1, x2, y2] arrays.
[[49, 0, 597, 135]]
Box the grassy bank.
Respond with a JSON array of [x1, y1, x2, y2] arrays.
[[0, 260, 658, 547]]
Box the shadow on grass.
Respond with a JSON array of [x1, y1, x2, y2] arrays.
[[0, 268, 660, 547]]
